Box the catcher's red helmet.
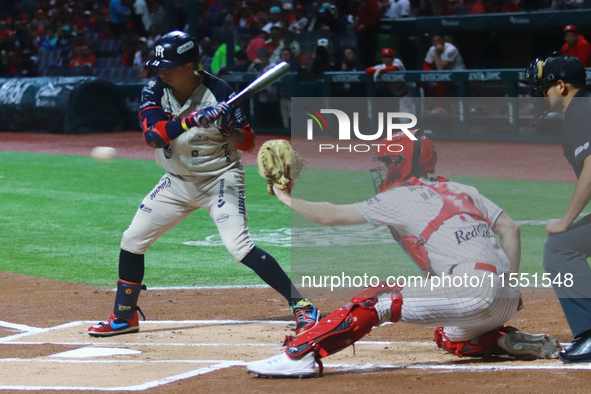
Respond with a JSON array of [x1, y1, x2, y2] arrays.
[[372, 129, 437, 193]]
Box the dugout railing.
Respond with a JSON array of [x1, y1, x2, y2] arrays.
[[114, 68, 591, 142]]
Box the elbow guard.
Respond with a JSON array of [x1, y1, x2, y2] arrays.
[[142, 118, 171, 148], [236, 126, 255, 151]]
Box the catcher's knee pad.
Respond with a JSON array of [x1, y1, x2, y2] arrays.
[[286, 283, 402, 359], [434, 327, 505, 358], [113, 279, 146, 320]]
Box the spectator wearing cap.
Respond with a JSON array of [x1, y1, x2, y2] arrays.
[[562, 25, 591, 67], [289, 4, 309, 33], [366, 47, 414, 96], [269, 30, 300, 65], [282, 3, 296, 25], [238, 5, 257, 30], [262, 6, 282, 33], [75, 10, 97, 35]]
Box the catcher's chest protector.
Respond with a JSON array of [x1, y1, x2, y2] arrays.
[[395, 178, 490, 277]]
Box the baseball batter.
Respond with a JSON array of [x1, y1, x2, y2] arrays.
[[247, 130, 560, 377], [88, 31, 319, 337]]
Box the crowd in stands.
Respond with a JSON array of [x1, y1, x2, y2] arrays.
[[0, 0, 589, 82]]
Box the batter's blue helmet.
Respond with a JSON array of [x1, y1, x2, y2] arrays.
[[147, 31, 198, 70]]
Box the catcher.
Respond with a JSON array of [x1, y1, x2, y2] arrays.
[[248, 130, 561, 378]]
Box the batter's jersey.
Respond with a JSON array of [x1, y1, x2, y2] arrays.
[[356, 178, 509, 276], [139, 71, 248, 177]]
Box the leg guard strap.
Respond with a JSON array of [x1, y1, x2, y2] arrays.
[[113, 279, 146, 320], [286, 283, 402, 359], [434, 327, 506, 358]]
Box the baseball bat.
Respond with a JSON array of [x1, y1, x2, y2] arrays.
[[226, 62, 291, 106]]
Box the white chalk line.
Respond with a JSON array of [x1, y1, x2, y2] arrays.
[[0, 321, 43, 333], [0, 361, 243, 392], [0, 319, 585, 391]]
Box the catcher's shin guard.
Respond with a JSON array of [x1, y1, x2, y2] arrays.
[[285, 283, 402, 359], [113, 279, 146, 320]]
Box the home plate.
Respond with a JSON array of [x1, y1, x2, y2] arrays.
[[50, 347, 142, 358]]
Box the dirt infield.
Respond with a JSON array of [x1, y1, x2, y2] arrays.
[[0, 131, 585, 393]]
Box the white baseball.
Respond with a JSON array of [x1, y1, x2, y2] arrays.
[[91, 146, 117, 163]]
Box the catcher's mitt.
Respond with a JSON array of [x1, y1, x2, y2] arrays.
[[257, 139, 303, 196]]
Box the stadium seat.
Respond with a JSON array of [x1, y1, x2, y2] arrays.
[[94, 57, 109, 68]]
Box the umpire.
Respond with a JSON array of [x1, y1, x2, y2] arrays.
[[526, 54, 591, 363]]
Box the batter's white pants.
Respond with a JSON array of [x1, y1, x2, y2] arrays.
[[121, 166, 254, 262], [377, 262, 520, 342]]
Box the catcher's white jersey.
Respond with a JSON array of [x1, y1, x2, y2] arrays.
[[357, 178, 519, 342], [141, 71, 246, 177], [356, 178, 510, 276]]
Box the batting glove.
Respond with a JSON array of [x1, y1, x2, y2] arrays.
[[186, 102, 231, 129]]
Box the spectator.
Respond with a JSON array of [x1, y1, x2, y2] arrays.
[[416, 0, 434, 16], [306, 1, 322, 31], [279, 47, 301, 71], [423, 34, 465, 112], [431, 0, 454, 15], [133, 37, 148, 70], [304, 42, 337, 79], [282, 3, 296, 25], [248, 47, 271, 72], [262, 6, 283, 33], [424, 33, 465, 71], [238, 4, 257, 33], [468, 0, 486, 13], [75, 10, 97, 35], [109, 0, 131, 39], [56, 25, 74, 62], [316, 2, 344, 33], [289, 5, 309, 33], [68, 44, 95, 68], [383, 0, 411, 18], [211, 42, 241, 75], [366, 47, 414, 97], [133, 0, 151, 35], [264, 26, 283, 57], [561, 25, 591, 67], [341, 47, 364, 71], [149, 1, 166, 33], [171, 0, 188, 31], [246, 23, 267, 62], [354, 0, 380, 67], [218, 49, 252, 73], [269, 30, 300, 65]]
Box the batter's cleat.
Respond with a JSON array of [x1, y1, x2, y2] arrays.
[[88, 312, 140, 337], [247, 352, 317, 378], [290, 299, 320, 336], [497, 328, 561, 359]]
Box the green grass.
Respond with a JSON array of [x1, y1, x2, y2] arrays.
[[0, 151, 578, 288]]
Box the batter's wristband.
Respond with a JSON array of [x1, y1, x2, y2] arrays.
[[235, 128, 255, 151], [181, 117, 192, 131]]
